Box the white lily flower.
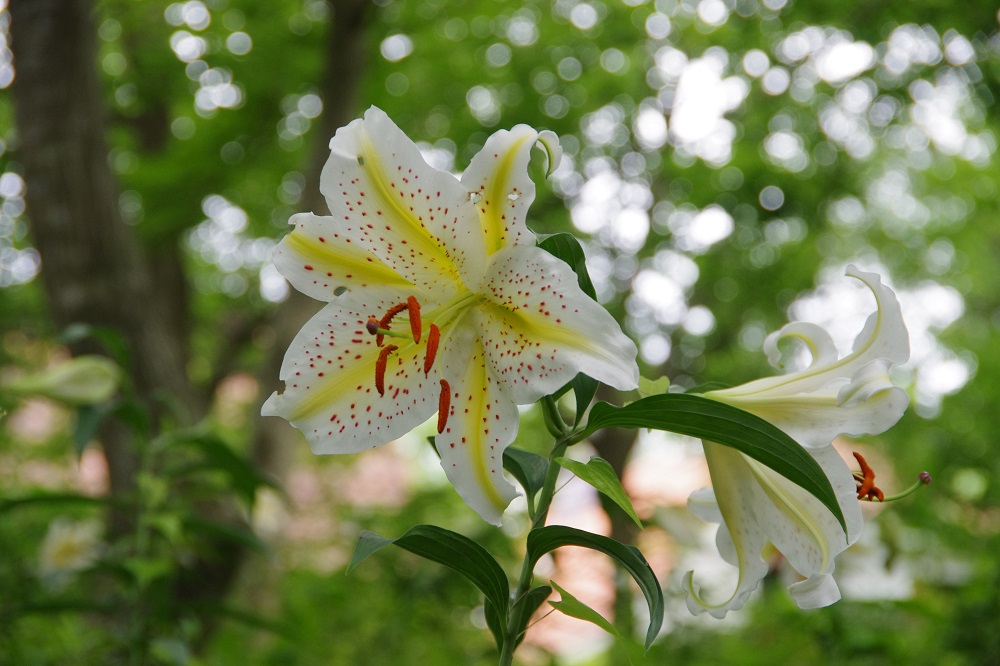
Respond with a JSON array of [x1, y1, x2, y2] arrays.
[[263, 107, 638, 525], [684, 266, 909, 618]]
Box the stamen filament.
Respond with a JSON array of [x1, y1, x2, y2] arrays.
[[437, 379, 451, 433], [375, 345, 398, 396], [868, 471, 932, 503]]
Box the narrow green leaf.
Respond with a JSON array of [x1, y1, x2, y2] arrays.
[[581, 393, 846, 531], [347, 525, 511, 631], [555, 456, 642, 528], [483, 597, 505, 652], [527, 525, 663, 650], [173, 432, 273, 505], [538, 233, 596, 300], [502, 447, 549, 499], [569, 373, 599, 425], [509, 585, 552, 648], [73, 403, 114, 458], [0, 492, 113, 516], [549, 581, 623, 640]]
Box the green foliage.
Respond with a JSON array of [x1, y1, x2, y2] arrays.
[[581, 393, 846, 530]]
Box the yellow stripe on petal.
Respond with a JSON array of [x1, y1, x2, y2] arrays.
[[357, 133, 464, 284], [437, 329, 519, 525], [481, 132, 534, 254], [284, 224, 412, 289]]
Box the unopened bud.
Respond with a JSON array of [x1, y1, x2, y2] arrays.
[[4, 355, 120, 406], [918, 471, 932, 485]]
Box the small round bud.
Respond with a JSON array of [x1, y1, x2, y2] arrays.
[[918, 471, 932, 485]]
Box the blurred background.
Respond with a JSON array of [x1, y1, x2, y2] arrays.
[[1, 0, 998, 663]]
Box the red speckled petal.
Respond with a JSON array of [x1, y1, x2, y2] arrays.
[[461, 125, 559, 254], [261, 287, 438, 454], [474, 245, 639, 404], [273, 213, 414, 302], [320, 107, 487, 293], [436, 322, 519, 526]]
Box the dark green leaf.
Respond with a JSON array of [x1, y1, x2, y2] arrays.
[[554, 456, 642, 528], [347, 525, 511, 638], [538, 233, 596, 300], [483, 597, 505, 652], [0, 492, 113, 516], [73, 403, 115, 458], [581, 394, 846, 531], [527, 525, 663, 650], [510, 585, 552, 648], [570, 373, 599, 426], [549, 581, 623, 640], [173, 431, 274, 505], [183, 516, 270, 554], [503, 447, 549, 499]]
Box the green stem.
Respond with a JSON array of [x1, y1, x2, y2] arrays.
[[499, 436, 570, 666]]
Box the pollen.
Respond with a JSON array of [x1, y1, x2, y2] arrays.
[[375, 345, 398, 396], [852, 452, 884, 502], [423, 323, 440, 376], [407, 296, 422, 343], [437, 379, 451, 433]]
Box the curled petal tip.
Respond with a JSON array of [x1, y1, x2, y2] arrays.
[[537, 130, 562, 178]]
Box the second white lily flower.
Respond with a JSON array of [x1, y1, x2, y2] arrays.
[[685, 266, 910, 618]]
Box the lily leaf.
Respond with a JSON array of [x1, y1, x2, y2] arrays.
[[509, 585, 553, 648], [538, 232, 596, 301], [502, 447, 549, 500], [569, 373, 599, 426], [526, 525, 663, 650], [554, 456, 642, 528], [549, 580, 623, 641], [348, 525, 511, 643], [580, 393, 846, 532]]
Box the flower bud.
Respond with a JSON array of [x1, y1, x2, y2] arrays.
[[5, 355, 121, 405]]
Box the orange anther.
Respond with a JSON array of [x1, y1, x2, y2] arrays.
[[407, 296, 422, 343], [423, 324, 440, 376], [852, 452, 884, 502], [437, 379, 451, 434], [375, 345, 397, 396]]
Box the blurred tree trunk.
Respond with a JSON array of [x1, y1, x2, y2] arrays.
[[9, 0, 196, 501], [251, 0, 374, 483]]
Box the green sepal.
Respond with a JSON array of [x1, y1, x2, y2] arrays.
[[526, 525, 663, 650], [580, 393, 846, 531], [554, 456, 643, 528]]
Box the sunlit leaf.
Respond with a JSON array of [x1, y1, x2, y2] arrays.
[[554, 456, 642, 528], [526, 525, 663, 650], [580, 393, 846, 531]]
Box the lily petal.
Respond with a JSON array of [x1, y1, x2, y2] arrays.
[[684, 442, 863, 618], [705, 266, 909, 448], [473, 245, 639, 403], [436, 321, 520, 526], [461, 125, 561, 253], [262, 288, 438, 454], [273, 213, 414, 302], [764, 321, 840, 371], [320, 106, 487, 291]]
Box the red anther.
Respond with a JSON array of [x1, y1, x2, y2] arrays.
[[375, 345, 397, 396], [407, 296, 422, 343], [852, 452, 884, 501], [423, 324, 440, 376], [437, 379, 451, 434]]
